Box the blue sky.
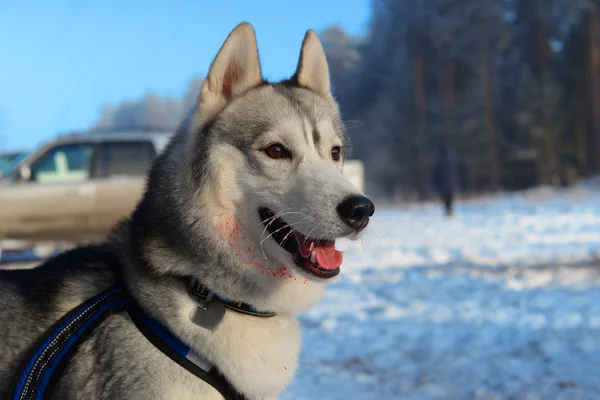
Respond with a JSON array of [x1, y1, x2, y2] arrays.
[[0, 0, 370, 152]]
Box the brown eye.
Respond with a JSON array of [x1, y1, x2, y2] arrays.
[[331, 146, 341, 161], [264, 143, 291, 159]]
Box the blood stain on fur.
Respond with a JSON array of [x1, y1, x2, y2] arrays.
[[217, 216, 309, 284]]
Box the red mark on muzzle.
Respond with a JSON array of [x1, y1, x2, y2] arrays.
[[217, 216, 307, 284]]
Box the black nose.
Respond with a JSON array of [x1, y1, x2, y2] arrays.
[[336, 195, 375, 231]]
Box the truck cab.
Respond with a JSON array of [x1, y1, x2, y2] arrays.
[[0, 130, 171, 250]]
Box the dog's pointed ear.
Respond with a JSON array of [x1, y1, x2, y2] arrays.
[[197, 22, 263, 122], [293, 30, 331, 97]]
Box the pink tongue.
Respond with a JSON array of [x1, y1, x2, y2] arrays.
[[293, 232, 343, 270], [313, 244, 343, 270]]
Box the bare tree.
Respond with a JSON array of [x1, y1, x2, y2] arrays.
[[93, 76, 204, 131]]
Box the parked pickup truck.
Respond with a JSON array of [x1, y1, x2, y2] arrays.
[[0, 130, 171, 253]]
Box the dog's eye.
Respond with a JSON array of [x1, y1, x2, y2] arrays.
[[331, 146, 341, 161], [264, 144, 291, 159]]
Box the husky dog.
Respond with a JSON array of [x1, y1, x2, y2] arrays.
[[0, 22, 375, 399]]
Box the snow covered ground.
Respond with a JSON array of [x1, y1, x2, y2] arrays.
[[283, 185, 600, 400]]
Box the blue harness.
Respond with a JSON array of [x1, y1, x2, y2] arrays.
[[7, 286, 248, 400]]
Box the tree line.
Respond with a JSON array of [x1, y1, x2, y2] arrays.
[[94, 0, 600, 200]]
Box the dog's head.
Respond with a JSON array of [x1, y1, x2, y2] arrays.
[[147, 23, 374, 313]]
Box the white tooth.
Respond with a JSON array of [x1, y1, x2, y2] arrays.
[[310, 250, 316, 264], [309, 242, 314, 251]]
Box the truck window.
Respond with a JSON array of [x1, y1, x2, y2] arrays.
[[100, 141, 156, 178], [29, 144, 93, 183]]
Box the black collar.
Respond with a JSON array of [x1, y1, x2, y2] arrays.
[[184, 276, 277, 318]]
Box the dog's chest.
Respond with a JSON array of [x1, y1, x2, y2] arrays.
[[163, 385, 278, 400], [160, 378, 227, 400], [157, 364, 288, 400], [158, 341, 298, 400], [189, 313, 302, 399]]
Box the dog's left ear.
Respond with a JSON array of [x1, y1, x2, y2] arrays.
[[293, 30, 331, 98], [196, 22, 263, 124]]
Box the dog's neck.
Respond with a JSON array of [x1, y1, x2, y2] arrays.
[[108, 220, 302, 399]]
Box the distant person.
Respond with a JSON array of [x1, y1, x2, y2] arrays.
[[433, 143, 459, 216]]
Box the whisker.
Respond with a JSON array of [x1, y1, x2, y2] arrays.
[[260, 217, 313, 246], [257, 208, 299, 226], [343, 119, 365, 129], [259, 208, 303, 260], [366, 229, 380, 240], [281, 227, 297, 245], [259, 210, 304, 247], [303, 221, 324, 244], [313, 228, 329, 247], [279, 218, 314, 250]]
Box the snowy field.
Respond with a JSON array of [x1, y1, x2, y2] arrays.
[[283, 185, 600, 400]]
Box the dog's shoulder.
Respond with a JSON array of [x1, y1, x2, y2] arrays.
[[0, 244, 119, 307]]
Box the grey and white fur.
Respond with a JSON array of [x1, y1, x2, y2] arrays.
[[0, 22, 375, 399]]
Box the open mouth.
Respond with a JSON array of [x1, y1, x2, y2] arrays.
[[259, 207, 342, 279]]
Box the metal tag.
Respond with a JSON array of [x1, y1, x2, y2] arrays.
[[189, 300, 226, 331]]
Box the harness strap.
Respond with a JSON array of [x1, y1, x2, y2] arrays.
[[127, 303, 248, 400], [7, 288, 128, 400], [7, 288, 248, 400]]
